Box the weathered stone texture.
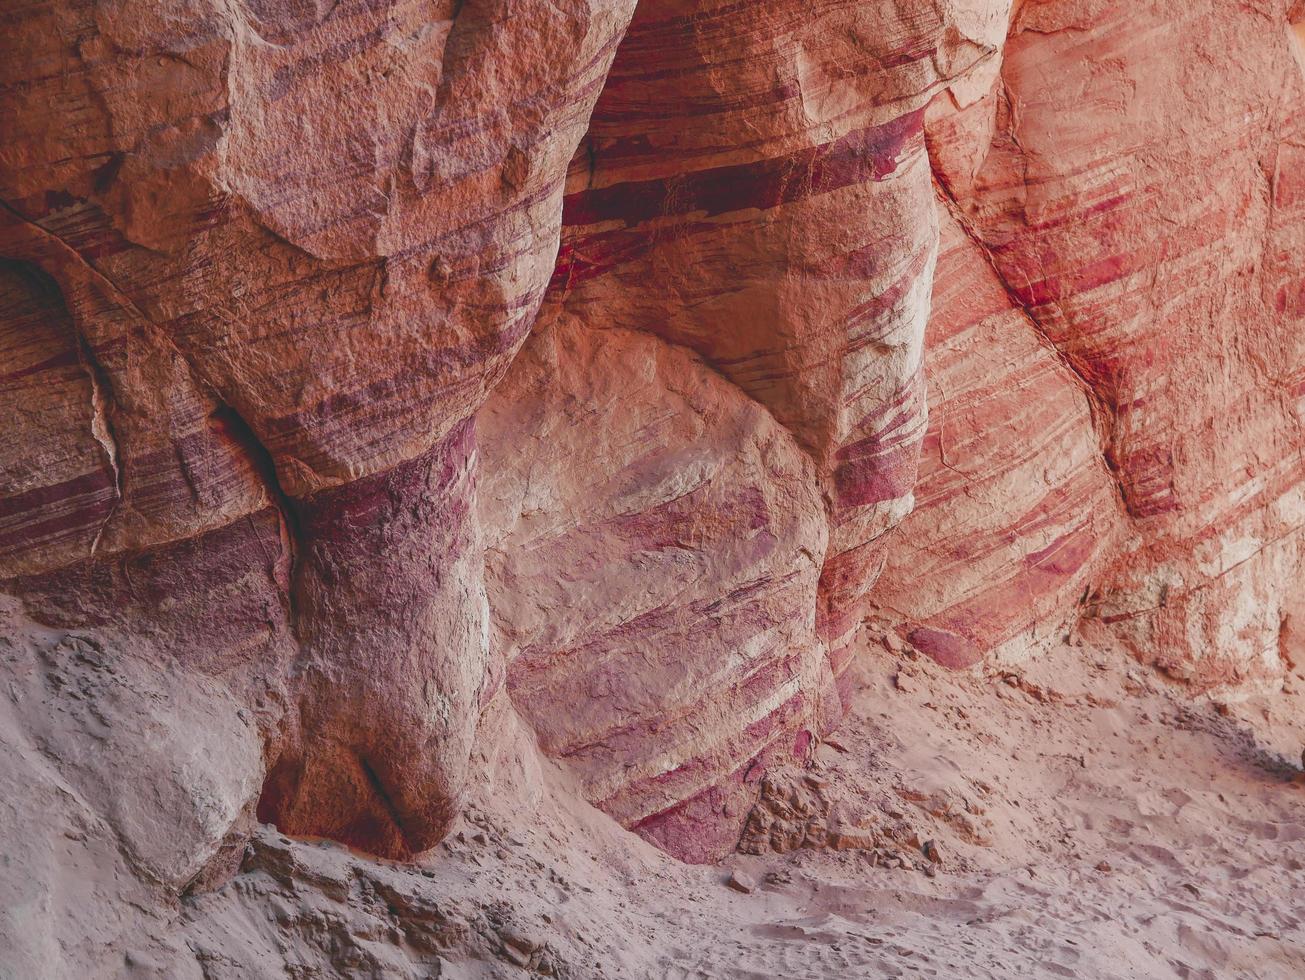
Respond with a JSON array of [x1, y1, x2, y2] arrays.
[[1, 10, 1304, 970]]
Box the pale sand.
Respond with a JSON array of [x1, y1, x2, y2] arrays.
[[176, 634, 1305, 978]]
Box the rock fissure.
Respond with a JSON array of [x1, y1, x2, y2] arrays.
[[75, 327, 123, 556], [927, 168, 1131, 519]]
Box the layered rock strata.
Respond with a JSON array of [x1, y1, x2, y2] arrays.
[[0, 0, 1303, 928], [480, 320, 832, 862], [921, 0, 1305, 685], [548, 0, 1011, 699], [868, 202, 1125, 668], [0, 0, 640, 860]]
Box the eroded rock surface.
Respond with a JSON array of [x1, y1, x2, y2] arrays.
[[1, 0, 639, 863], [869, 200, 1126, 668], [550, 0, 1010, 694], [924, 0, 1305, 683], [480, 319, 833, 861], [2, 0, 1305, 973]]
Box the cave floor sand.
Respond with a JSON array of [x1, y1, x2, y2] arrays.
[[179, 638, 1305, 979]]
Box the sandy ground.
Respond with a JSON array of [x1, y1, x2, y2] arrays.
[[177, 636, 1305, 979]]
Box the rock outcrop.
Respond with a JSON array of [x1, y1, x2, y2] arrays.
[[476, 0, 1013, 856], [2, 0, 1305, 972], [921, 0, 1305, 684], [868, 202, 1126, 668], [1, 0, 639, 862]]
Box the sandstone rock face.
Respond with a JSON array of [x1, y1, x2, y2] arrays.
[[923, 0, 1305, 684], [868, 202, 1126, 668], [550, 0, 1011, 697], [2, 1, 1305, 969], [471, 0, 1020, 857], [1, 0, 638, 864], [480, 319, 834, 861]]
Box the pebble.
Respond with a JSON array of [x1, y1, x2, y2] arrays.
[[725, 870, 757, 894], [500, 926, 542, 957], [921, 840, 943, 865]]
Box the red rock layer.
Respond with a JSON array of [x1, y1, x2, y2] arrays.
[[258, 422, 485, 855], [3, 0, 1304, 882], [0, 260, 118, 571], [924, 0, 1305, 687], [479, 320, 834, 862], [460, 1, 1020, 858], [0, 0, 639, 858], [547, 0, 1010, 701], [869, 201, 1125, 667]]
